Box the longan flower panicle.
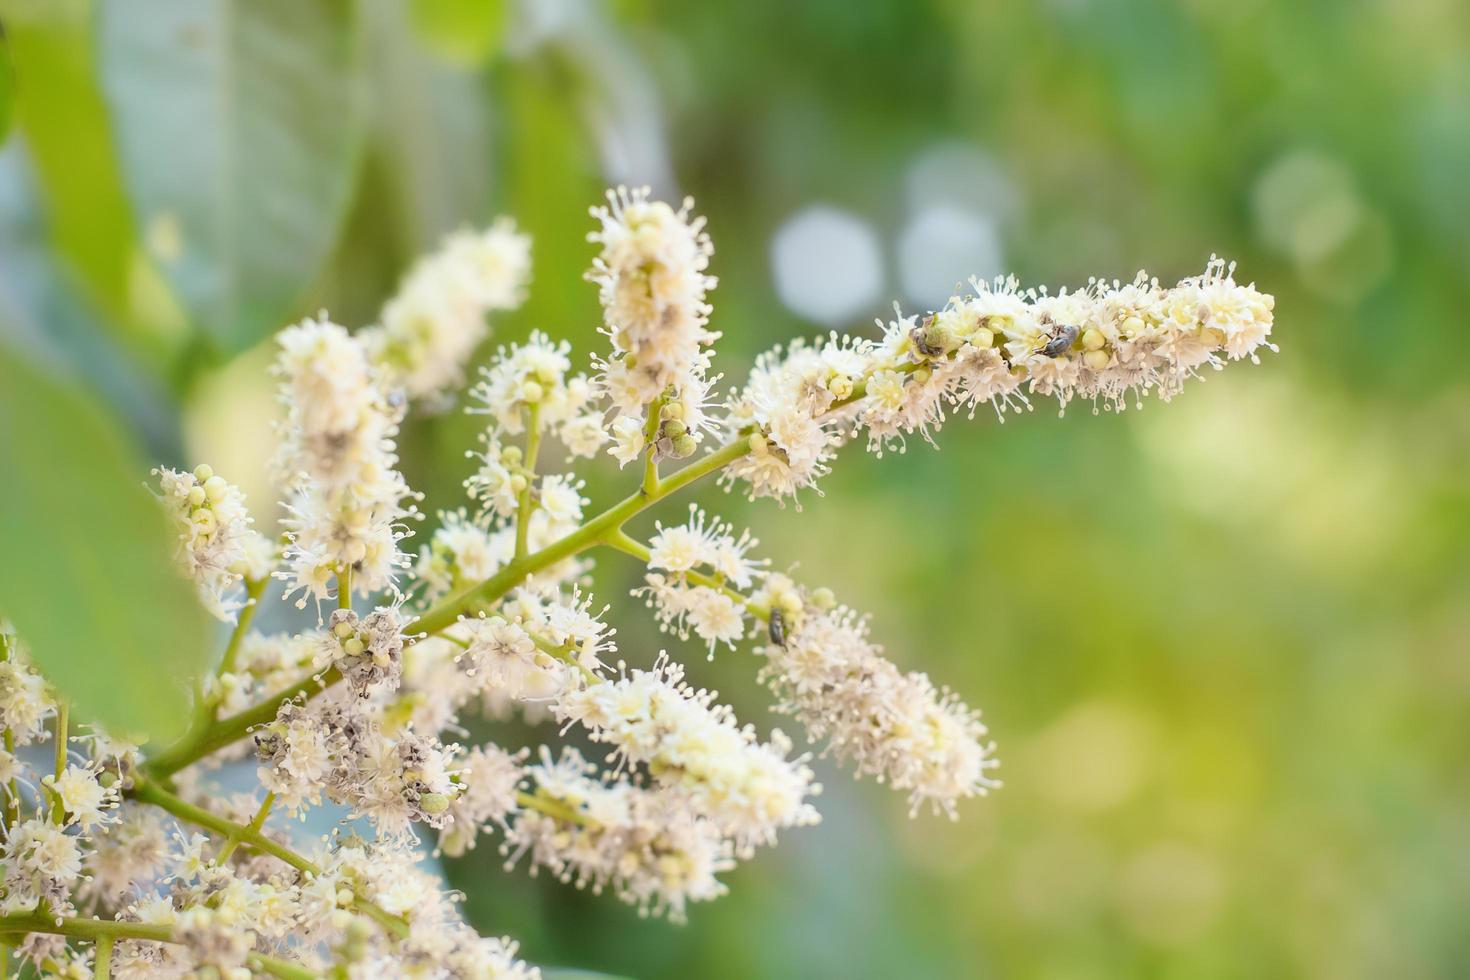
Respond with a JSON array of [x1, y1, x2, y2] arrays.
[[273, 316, 421, 606], [555, 656, 820, 855], [588, 186, 719, 464], [721, 257, 1275, 500], [1, 184, 1278, 976], [362, 217, 533, 406], [153, 464, 274, 621], [750, 574, 1001, 817], [502, 747, 735, 922]]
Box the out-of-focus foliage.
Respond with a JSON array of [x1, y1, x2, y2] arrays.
[[97, 0, 368, 358], [0, 0, 1466, 976], [0, 341, 211, 743]]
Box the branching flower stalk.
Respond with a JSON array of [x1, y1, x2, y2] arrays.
[[0, 190, 1275, 977]]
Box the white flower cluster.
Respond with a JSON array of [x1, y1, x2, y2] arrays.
[[153, 465, 273, 620], [588, 186, 720, 464], [751, 575, 1001, 816], [637, 505, 764, 653], [556, 657, 820, 854], [274, 317, 420, 606], [503, 748, 734, 922], [0, 629, 539, 978], [361, 218, 532, 406], [724, 257, 1275, 500], [1, 186, 1276, 976]]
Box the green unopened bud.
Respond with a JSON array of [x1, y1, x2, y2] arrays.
[[828, 375, 854, 400], [747, 432, 768, 455], [810, 587, 837, 610], [662, 419, 687, 438], [671, 434, 699, 458], [1121, 315, 1146, 335], [510, 474, 529, 494], [192, 463, 214, 483], [500, 445, 523, 465], [520, 380, 545, 403], [1083, 349, 1111, 371], [203, 475, 229, 502], [187, 485, 207, 507], [660, 401, 685, 421], [419, 792, 451, 815], [972, 326, 995, 349], [343, 637, 366, 656], [333, 619, 355, 639], [1081, 328, 1106, 351]]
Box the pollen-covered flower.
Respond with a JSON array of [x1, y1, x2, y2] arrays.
[[588, 187, 718, 414], [274, 317, 420, 605], [751, 576, 1001, 817], [44, 765, 119, 831], [363, 218, 531, 406], [555, 657, 819, 853], [503, 748, 735, 922]]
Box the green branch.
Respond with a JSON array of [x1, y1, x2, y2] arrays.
[[142, 434, 752, 780], [0, 912, 175, 944], [514, 403, 543, 560], [131, 779, 409, 941]]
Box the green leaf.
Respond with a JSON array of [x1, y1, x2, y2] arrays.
[[2, 2, 168, 365], [0, 342, 212, 744], [96, 0, 369, 356], [410, 0, 507, 69]]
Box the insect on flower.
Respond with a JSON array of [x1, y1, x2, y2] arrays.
[[767, 608, 787, 647], [1034, 318, 1080, 358]]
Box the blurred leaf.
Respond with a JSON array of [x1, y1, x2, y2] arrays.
[[0, 341, 211, 743], [97, 0, 368, 357], [365, 0, 494, 248], [0, 26, 12, 146], [410, 0, 506, 69], [2, 2, 172, 366]]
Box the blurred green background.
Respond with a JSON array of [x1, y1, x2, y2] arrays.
[[2, 0, 1468, 977]]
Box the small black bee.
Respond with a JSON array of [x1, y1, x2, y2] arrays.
[[1035, 322, 1079, 358], [767, 608, 788, 647]]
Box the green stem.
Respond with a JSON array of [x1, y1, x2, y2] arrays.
[[3, 727, 19, 832], [338, 566, 352, 610], [248, 952, 323, 980], [410, 436, 750, 638], [144, 667, 341, 781], [0, 913, 321, 979], [53, 700, 68, 778], [0, 911, 175, 944], [95, 934, 113, 979], [641, 395, 665, 496], [514, 404, 543, 560], [134, 779, 312, 873], [601, 528, 771, 619], [51, 700, 68, 823], [216, 791, 275, 864], [517, 789, 589, 826], [131, 780, 409, 941], [218, 577, 267, 678]]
